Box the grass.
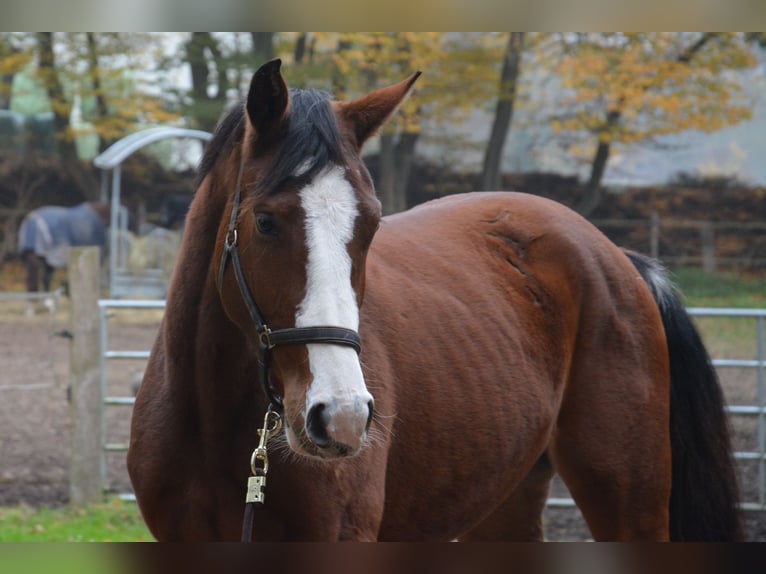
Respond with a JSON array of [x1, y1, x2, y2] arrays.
[[0, 547, 125, 574], [0, 498, 154, 542], [667, 267, 765, 361], [671, 267, 766, 308]]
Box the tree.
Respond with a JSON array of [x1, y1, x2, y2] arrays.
[[180, 33, 277, 132], [184, 32, 230, 133], [35, 33, 179, 155], [0, 34, 31, 110], [36, 32, 79, 166], [0, 33, 183, 204], [328, 33, 506, 213], [480, 32, 525, 191], [292, 33, 317, 65], [251, 32, 275, 65], [85, 33, 112, 152], [547, 33, 757, 216], [324, 33, 430, 213]]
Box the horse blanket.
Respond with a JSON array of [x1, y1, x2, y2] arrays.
[[18, 202, 107, 268]]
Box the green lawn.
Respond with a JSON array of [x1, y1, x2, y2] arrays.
[[672, 267, 766, 308], [0, 498, 154, 542], [0, 544, 133, 574], [669, 268, 765, 360]]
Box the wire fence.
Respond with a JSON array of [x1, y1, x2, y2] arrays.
[[0, 288, 65, 393], [593, 216, 766, 272]]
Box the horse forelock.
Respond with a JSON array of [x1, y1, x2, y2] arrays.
[[198, 89, 347, 205], [252, 89, 344, 196]]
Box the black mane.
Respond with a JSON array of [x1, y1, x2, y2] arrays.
[[196, 88, 343, 193]]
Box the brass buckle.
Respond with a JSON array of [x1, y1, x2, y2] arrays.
[[259, 325, 275, 350]]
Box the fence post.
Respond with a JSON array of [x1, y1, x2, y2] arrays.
[[650, 212, 660, 259], [701, 222, 716, 275], [68, 246, 103, 506]]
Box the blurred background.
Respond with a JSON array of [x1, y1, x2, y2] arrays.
[[1, 32, 765, 280]]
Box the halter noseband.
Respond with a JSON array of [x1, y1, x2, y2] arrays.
[[217, 156, 362, 410]]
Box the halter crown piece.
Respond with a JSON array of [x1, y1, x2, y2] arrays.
[[217, 155, 363, 411]]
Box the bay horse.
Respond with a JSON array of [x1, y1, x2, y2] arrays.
[[127, 59, 741, 541], [17, 201, 110, 293]]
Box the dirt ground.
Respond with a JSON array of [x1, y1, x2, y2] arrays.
[[0, 304, 764, 541]]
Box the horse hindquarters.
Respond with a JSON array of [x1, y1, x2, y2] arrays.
[[626, 251, 743, 541]]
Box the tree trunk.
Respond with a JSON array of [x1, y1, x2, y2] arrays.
[[37, 33, 77, 164], [86, 33, 111, 152], [37, 33, 97, 198], [377, 130, 420, 214], [576, 109, 620, 217], [0, 157, 47, 261], [480, 32, 525, 191], [185, 32, 227, 132], [250, 32, 275, 64], [294, 34, 308, 64], [378, 133, 396, 215], [332, 38, 352, 96], [0, 37, 19, 110], [292, 33, 319, 65], [187, 32, 210, 103], [393, 131, 419, 212]]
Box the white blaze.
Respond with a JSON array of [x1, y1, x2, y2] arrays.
[[297, 165, 371, 439]]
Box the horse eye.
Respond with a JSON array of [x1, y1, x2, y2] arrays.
[[255, 213, 278, 236]]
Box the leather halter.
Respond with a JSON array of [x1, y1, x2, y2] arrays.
[[217, 156, 362, 411]]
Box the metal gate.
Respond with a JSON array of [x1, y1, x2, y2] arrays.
[[93, 127, 212, 298], [98, 298, 165, 500]]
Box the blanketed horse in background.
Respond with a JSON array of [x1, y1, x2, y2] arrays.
[[128, 59, 741, 541], [17, 201, 110, 292]]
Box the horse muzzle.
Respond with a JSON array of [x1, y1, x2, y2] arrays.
[[295, 396, 374, 459]]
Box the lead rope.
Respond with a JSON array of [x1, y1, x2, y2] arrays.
[[241, 406, 283, 542]]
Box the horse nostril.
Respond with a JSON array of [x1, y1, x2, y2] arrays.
[[365, 400, 374, 432], [306, 403, 331, 447]]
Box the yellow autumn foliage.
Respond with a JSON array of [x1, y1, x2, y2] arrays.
[[547, 32, 757, 148]]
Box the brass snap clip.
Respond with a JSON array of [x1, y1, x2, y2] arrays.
[[250, 407, 283, 476], [246, 407, 283, 505]]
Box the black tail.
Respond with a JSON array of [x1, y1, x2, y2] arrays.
[[625, 250, 743, 541]]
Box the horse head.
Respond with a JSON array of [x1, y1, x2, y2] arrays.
[[213, 59, 420, 459]]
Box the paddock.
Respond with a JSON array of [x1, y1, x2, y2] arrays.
[[0, 265, 764, 539]]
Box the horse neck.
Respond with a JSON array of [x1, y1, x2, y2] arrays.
[[162, 174, 266, 428]]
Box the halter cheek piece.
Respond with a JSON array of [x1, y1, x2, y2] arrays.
[[217, 157, 362, 411]]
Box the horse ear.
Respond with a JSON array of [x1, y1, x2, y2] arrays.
[[340, 71, 422, 149], [245, 58, 289, 141]]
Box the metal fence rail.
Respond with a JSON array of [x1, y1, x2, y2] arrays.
[[689, 307, 766, 512], [98, 299, 165, 497], [97, 301, 766, 511]]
